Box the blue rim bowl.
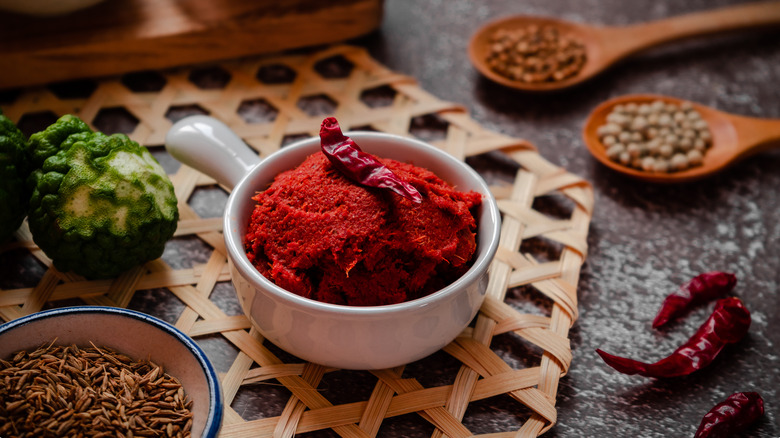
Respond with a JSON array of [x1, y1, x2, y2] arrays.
[[0, 306, 223, 437]]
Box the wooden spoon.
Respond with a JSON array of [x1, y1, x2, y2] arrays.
[[582, 94, 780, 183], [469, 1, 780, 92]]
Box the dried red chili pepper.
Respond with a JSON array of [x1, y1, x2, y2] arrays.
[[319, 117, 422, 203], [652, 271, 737, 329], [596, 297, 750, 378], [695, 392, 764, 438]]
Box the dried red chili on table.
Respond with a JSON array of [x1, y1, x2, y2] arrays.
[[319, 117, 423, 203], [596, 297, 751, 378], [695, 392, 764, 438], [652, 271, 737, 329]]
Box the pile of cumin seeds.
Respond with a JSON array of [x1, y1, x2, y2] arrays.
[[0, 341, 194, 437]]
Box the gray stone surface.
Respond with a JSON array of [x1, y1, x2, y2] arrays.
[[360, 0, 779, 436]]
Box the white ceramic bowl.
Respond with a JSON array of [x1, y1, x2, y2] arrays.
[[165, 115, 501, 370], [0, 306, 223, 437]]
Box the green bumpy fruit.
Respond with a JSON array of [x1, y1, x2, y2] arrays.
[[0, 112, 31, 242], [27, 115, 179, 279]]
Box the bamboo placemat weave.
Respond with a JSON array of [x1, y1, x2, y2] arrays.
[[0, 45, 593, 437]]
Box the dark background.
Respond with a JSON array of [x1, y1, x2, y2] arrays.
[[357, 0, 780, 437]]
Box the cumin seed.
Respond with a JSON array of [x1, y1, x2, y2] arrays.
[[0, 342, 194, 437]]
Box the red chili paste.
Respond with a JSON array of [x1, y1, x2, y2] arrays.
[[243, 152, 481, 306]]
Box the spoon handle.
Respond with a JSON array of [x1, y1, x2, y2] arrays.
[[730, 115, 780, 158], [605, 1, 780, 57], [165, 115, 261, 190]]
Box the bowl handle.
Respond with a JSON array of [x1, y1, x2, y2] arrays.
[[165, 115, 260, 190]]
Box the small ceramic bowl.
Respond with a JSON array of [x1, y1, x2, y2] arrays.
[[0, 306, 223, 437], [165, 115, 501, 370]]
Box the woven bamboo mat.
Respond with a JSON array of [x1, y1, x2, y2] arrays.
[[0, 45, 593, 437]]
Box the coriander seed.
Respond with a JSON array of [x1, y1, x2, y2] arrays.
[[485, 24, 587, 84]]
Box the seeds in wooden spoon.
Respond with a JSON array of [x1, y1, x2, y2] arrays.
[[0, 341, 194, 437], [597, 100, 713, 173], [485, 24, 587, 83]]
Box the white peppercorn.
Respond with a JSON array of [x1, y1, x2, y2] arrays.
[[596, 99, 713, 173], [670, 153, 689, 171], [606, 113, 622, 124], [647, 138, 661, 154], [604, 123, 621, 135], [606, 144, 625, 160], [641, 156, 656, 171], [687, 149, 704, 165], [646, 127, 659, 139], [658, 114, 673, 127], [647, 113, 659, 126], [653, 159, 670, 173], [631, 116, 648, 131], [627, 142, 642, 158]]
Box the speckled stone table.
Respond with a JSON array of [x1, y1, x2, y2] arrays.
[[367, 0, 778, 437], [2, 0, 779, 437]]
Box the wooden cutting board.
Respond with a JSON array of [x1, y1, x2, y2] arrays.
[[0, 0, 383, 89]]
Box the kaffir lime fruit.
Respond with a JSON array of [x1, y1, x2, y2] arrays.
[[27, 115, 179, 278], [0, 112, 31, 243]]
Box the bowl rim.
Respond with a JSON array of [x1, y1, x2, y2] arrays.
[[0, 306, 223, 437], [224, 131, 502, 317]]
